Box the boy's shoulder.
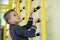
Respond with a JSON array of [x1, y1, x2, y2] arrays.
[[10, 24, 17, 27], [10, 24, 23, 29], [10, 24, 20, 28]]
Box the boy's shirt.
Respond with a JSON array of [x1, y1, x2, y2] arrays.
[[10, 18, 37, 40]]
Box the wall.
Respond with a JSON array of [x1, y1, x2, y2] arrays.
[[46, 0, 60, 40]]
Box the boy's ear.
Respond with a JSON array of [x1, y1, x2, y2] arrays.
[[8, 19, 11, 23]]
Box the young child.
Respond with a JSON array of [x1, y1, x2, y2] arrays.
[[3, 9, 38, 40]]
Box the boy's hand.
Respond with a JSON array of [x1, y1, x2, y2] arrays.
[[29, 8, 34, 18], [33, 18, 39, 26]]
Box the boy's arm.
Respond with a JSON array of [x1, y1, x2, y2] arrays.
[[15, 25, 37, 37], [23, 17, 33, 29], [22, 8, 34, 29], [15, 18, 38, 37]]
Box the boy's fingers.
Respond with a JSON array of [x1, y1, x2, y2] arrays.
[[35, 17, 40, 21], [31, 8, 35, 12]]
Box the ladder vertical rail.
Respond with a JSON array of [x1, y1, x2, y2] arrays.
[[15, 0, 20, 25], [29, 0, 33, 40], [15, 0, 20, 16], [3, 25, 6, 40], [40, 0, 46, 40], [25, 0, 28, 24], [9, 0, 12, 9]]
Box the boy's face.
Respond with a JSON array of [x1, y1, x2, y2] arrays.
[[9, 11, 20, 24]]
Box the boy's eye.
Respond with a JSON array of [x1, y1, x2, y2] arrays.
[[13, 13, 18, 16], [14, 14, 16, 16]]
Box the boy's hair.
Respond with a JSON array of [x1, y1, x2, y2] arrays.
[[3, 9, 15, 24]]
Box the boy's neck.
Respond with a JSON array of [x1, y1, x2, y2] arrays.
[[10, 22, 18, 25]]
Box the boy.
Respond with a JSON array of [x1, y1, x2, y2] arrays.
[[3, 9, 38, 40]]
